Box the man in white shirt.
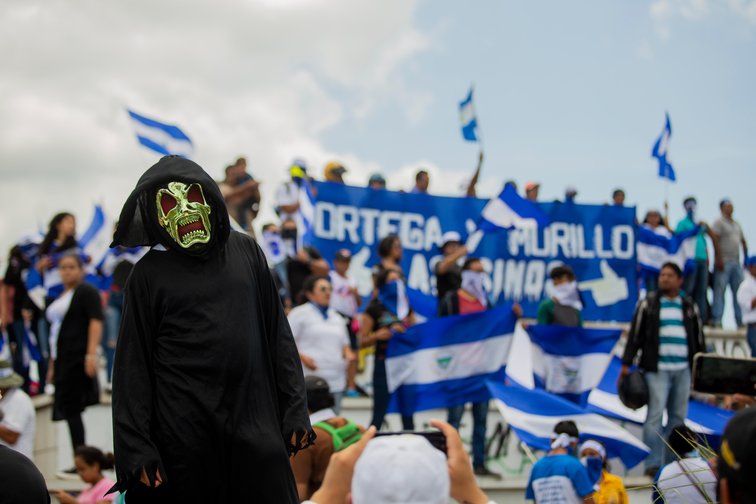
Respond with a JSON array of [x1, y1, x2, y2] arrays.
[[0, 360, 35, 460], [736, 256, 756, 357], [275, 161, 309, 223], [652, 424, 716, 503]]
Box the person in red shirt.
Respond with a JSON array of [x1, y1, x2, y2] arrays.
[[438, 257, 522, 479]]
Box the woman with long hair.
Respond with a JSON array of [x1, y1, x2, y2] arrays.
[[46, 253, 102, 475], [359, 267, 416, 431]]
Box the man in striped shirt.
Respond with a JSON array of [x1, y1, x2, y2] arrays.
[[620, 262, 705, 477]]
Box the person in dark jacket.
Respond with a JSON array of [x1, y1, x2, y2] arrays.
[[619, 262, 705, 477], [109, 156, 313, 503]]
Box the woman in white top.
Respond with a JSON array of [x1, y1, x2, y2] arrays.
[[288, 275, 355, 413]]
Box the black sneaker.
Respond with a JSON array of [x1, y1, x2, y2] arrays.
[[55, 467, 79, 480], [473, 465, 502, 480]]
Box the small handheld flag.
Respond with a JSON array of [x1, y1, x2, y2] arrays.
[[651, 112, 675, 182], [459, 87, 478, 142], [127, 109, 193, 158]]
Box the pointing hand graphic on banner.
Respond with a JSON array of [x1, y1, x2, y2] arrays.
[[578, 260, 629, 307]]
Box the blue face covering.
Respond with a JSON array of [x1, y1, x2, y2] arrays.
[[580, 456, 604, 485]]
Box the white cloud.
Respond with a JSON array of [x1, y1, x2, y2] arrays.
[[649, 0, 756, 39], [0, 0, 434, 258]]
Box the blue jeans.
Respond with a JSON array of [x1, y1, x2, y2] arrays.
[[371, 357, 414, 430], [448, 401, 489, 468], [103, 292, 124, 383], [683, 259, 708, 324], [643, 369, 691, 469], [747, 325, 756, 358], [712, 261, 744, 327]]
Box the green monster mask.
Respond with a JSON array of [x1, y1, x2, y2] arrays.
[[156, 181, 212, 248]]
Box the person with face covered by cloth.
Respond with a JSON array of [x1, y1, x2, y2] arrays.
[[109, 156, 313, 503], [538, 265, 584, 327], [439, 257, 522, 479]]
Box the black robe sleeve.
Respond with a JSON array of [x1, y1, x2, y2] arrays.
[[111, 261, 166, 492], [252, 239, 315, 454]]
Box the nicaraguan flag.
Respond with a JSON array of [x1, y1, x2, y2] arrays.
[[586, 356, 734, 445], [505, 324, 621, 405], [386, 305, 517, 415], [459, 87, 478, 142], [637, 225, 699, 277], [651, 112, 675, 182], [477, 184, 550, 232], [487, 380, 650, 468], [127, 109, 193, 158]]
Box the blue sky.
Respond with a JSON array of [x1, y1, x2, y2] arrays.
[[323, 1, 756, 241]]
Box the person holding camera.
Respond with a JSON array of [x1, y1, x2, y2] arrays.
[[619, 262, 705, 477]]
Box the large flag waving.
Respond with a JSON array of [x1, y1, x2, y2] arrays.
[[487, 380, 650, 468], [586, 356, 734, 444], [651, 112, 675, 182], [459, 87, 478, 142], [127, 109, 193, 158], [636, 224, 699, 277], [387, 305, 517, 415], [505, 324, 621, 405]]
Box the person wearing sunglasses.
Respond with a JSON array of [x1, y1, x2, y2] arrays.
[[288, 275, 356, 414]]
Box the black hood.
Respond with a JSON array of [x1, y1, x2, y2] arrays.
[[111, 156, 230, 259]]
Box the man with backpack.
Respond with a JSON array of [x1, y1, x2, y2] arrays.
[[291, 376, 365, 501]]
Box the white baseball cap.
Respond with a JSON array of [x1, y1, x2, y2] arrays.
[[351, 434, 449, 504], [440, 231, 462, 249]]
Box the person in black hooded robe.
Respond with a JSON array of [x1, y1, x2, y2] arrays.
[[109, 155, 313, 503]]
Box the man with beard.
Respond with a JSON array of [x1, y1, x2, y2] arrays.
[[109, 155, 312, 503]]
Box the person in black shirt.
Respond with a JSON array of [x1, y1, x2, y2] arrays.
[[359, 268, 415, 431], [280, 219, 330, 307], [2, 245, 36, 393], [435, 231, 469, 311]]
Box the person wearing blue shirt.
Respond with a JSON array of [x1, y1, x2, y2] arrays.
[[526, 420, 595, 504]]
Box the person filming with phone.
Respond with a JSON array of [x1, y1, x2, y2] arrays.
[[619, 262, 705, 477]]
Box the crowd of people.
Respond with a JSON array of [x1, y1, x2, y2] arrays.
[[0, 154, 754, 503]]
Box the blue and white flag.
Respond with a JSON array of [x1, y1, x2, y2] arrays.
[[586, 357, 734, 443], [127, 109, 193, 158], [651, 112, 675, 182], [637, 225, 699, 276], [487, 380, 650, 468], [26, 204, 108, 307], [96, 246, 147, 291], [296, 179, 316, 249], [505, 324, 621, 405], [477, 184, 550, 232], [459, 87, 478, 142], [386, 305, 517, 415]]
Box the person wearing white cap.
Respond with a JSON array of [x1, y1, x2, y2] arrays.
[[0, 360, 35, 460], [435, 231, 467, 305], [304, 419, 497, 504], [578, 440, 628, 503]]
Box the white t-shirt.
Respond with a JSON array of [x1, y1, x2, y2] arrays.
[[0, 387, 36, 460], [654, 458, 716, 503], [288, 303, 350, 393], [737, 272, 756, 325], [275, 181, 301, 222], [329, 271, 358, 318]]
